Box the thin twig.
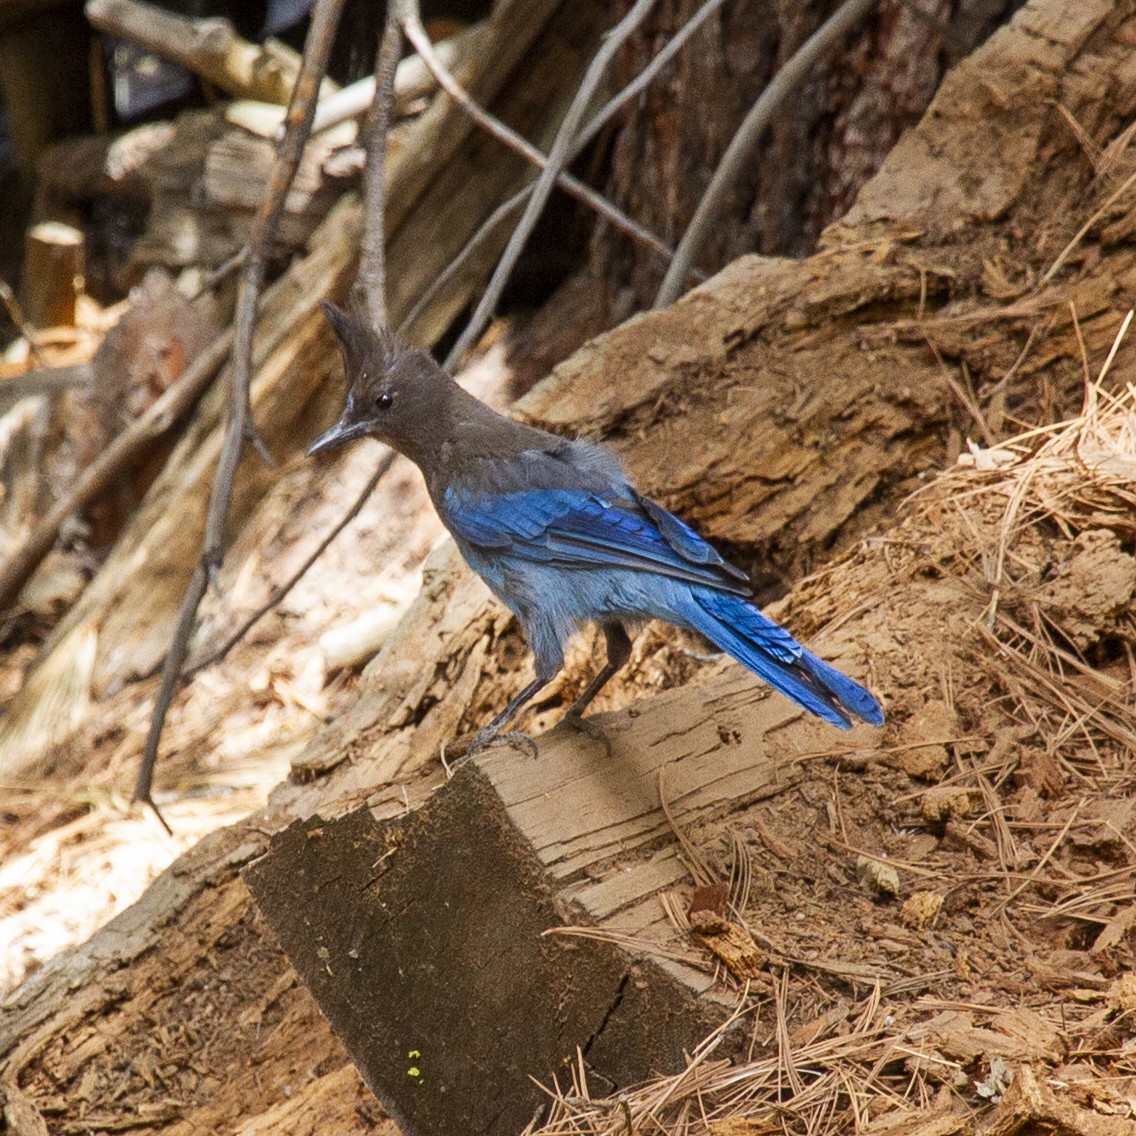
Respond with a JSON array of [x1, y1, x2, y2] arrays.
[[134, 0, 347, 816], [185, 452, 396, 677], [655, 0, 880, 307], [0, 280, 48, 367], [0, 336, 231, 614], [399, 8, 674, 310], [398, 0, 727, 339], [195, 6, 406, 675], [442, 0, 658, 367], [398, 191, 527, 338], [358, 2, 404, 326], [189, 248, 245, 300]]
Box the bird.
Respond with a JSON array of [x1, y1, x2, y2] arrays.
[[308, 303, 883, 756]]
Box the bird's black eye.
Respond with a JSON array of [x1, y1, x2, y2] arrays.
[[375, 392, 393, 410]]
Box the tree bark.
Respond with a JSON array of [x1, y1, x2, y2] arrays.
[[587, 0, 1020, 308]]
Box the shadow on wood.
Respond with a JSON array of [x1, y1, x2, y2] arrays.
[[245, 666, 875, 1132], [244, 762, 739, 1136]]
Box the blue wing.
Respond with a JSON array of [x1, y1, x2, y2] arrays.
[[441, 483, 751, 596], [441, 472, 884, 729]]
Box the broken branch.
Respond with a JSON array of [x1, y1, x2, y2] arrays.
[[134, 0, 348, 815], [85, 0, 336, 105]]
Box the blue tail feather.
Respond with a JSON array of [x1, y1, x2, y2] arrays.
[[797, 650, 885, 726], [683, 590, 883, 729]]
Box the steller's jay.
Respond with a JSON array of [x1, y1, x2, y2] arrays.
[[309, 303, 883, 755]]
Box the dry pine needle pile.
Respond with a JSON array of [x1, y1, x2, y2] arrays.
[[529, 319, 1136, 1136]]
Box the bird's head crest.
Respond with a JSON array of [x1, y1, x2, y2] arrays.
[[308, 301, 452, 461]]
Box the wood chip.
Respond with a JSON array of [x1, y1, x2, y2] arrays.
[[694, 920, 765, 981], [901, 890, 944, 930], [858, 854, 901, 897]]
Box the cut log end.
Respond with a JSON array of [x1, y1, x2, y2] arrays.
[[245, 762, 739, 1135], [23, 221, 84, 329]]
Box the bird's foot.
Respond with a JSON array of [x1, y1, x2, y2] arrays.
[[559, 711, 612, 756], [441, 726, 539, 774], [480, 728, 539, 760]]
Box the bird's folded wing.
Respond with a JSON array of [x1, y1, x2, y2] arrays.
[[442, 484, 751, 595]]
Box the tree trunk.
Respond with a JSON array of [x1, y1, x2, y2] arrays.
[[585, 0, 1020, 309]]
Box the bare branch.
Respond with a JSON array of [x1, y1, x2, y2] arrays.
[[399, 0, 727, 341], [442, 0, 657, 367], [654, 0, 881, 308], [399, 11, 674, 304], [134, 0, 348, 815], [358, 4, 405, 326]]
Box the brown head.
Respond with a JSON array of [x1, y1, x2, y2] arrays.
[[308, 302, 458, 466]]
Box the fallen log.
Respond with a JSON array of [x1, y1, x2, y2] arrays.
[[85, 0, 337, 105]]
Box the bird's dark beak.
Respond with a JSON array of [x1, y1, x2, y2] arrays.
[[307, 414, 370, 456]]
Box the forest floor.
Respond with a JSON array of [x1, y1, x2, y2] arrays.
[[4, 319, 1136, 1136], [0, 334, 528, 996]]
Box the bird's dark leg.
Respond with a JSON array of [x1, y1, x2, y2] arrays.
[[560, 623, 632, 749], [464, 673, 553, 761]]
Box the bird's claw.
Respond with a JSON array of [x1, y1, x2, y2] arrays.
[[442, 727, 539, 773], [559, 711, 612, 756], [489, 729, 539, 760]]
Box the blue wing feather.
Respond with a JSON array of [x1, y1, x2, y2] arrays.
[[441, 475, 883, 730], [442, 484, 751, 595], [635, 493, 749, 582]]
